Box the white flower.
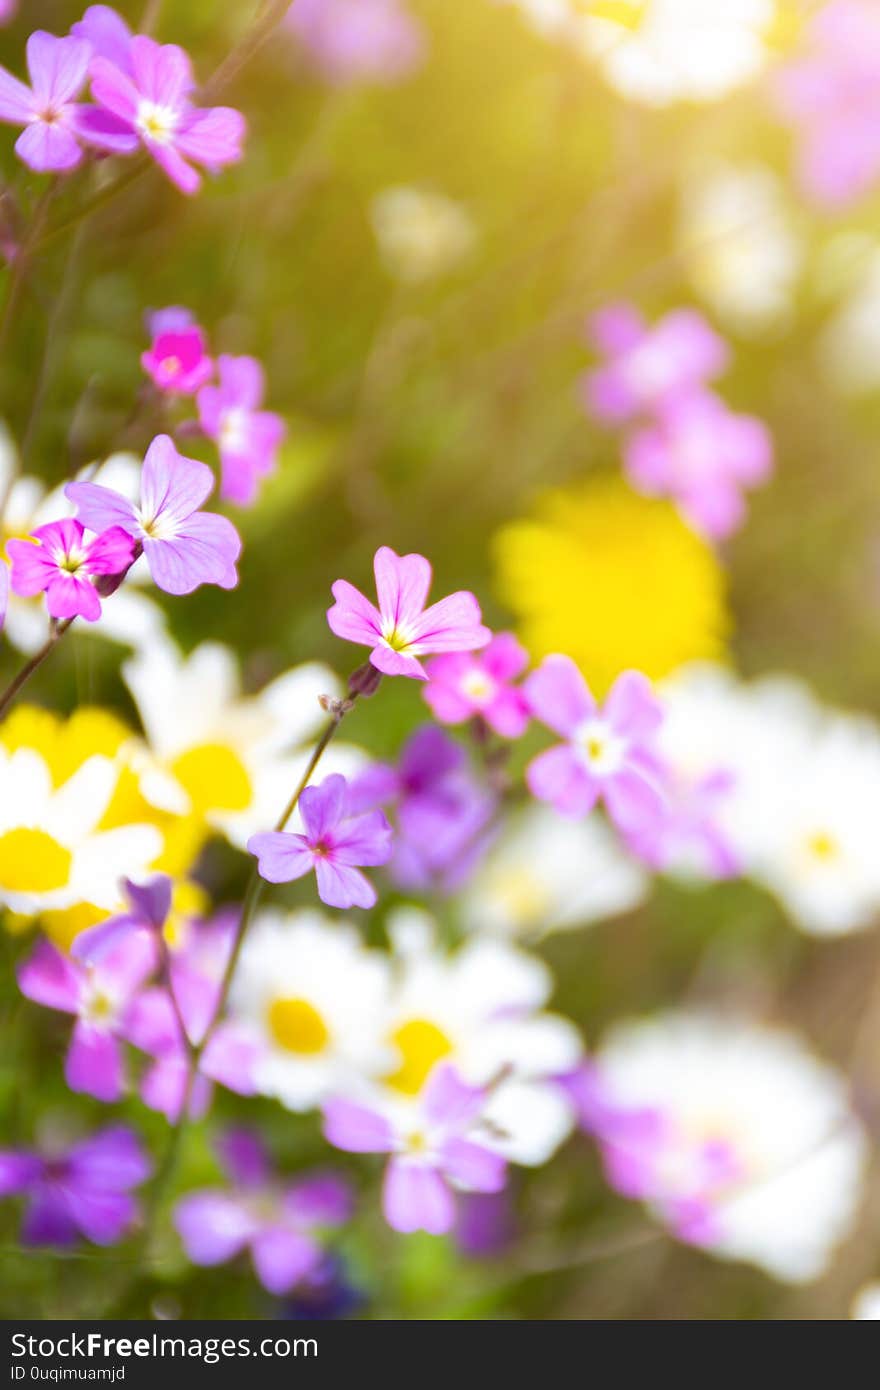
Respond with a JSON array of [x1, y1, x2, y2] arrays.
[[460, 803, 646, 938], [593, 1011, 867, 1282], [0, 746, 161, 915], [0, 439, 166, 654], [378, 916, 583, 1164], [852, 1283, 880, 1319], [370, 187, 476, 283], [679, 164, 802, 334], [819, 242, 880, 394], [230, 909, 393, 1111], [122, 636, 365, 848], [573, 0, 777, 107]]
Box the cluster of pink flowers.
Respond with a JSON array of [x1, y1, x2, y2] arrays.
[[0, 6, 244, 191], [580, 304, 773, 542], [142, 307, 286, 506]]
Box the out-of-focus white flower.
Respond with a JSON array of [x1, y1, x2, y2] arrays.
[[230, 908, 394, 1110], [679, 164, 802, 334], [497, 0, 572, 33], [573, 1, 777, 107], [378, 916, 583, 1164], [819, 242, 880, 394], [0, 745, 161, 916], [0, 438, 166, 654], [460, 803, 646, 939], [852, 1283, 880, 1319], [587, 1011, 867, 1282], [370, 187, 476, 284], [122, 637, 365, 849]]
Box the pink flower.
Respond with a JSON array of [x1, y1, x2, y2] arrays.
[[286, 0, 425, 86], [17, 935, 156, 1103], [249, 773, 393, 910], [84, 35, 245, 195], [71, 6, 133, 71], [65, 433, 241, 596], [423, 632, 530, 737], [624, 765, 740, 880], [142, 312, 213, 396], [197, 355, 286, 506], [624, 389, 773, 541], [323, 1065, 506, 1236], [581, 304, 728, 426], [0, 557, 8, 632], [328, 545, 491, 680], [524, 656, 665, 832], [0, 31, 93, 172], [7, 518, 134, 622], [775, 1, 880, 208]]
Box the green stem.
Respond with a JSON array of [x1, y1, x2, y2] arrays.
[[0, 180, 56, 370], [0, 619, 74, 722]]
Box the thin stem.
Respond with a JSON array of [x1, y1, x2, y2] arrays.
[[0, 619, 73, 722]]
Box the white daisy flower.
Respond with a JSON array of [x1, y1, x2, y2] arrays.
[[230, 908, 394, 1111], [852, 1283, 880, 1319], [587, 1011, 867, 1282], [0, 745, 161, 915], [121, 636, 366, 848], [459, 803, 646, 939]]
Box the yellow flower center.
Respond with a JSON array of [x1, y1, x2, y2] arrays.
[[806, 831, 839, 862], [171, 744, 253, 816], [160, 355, 182, 376], [0, 828, 72, 894], [386, 1019, 454, 1096], [585, 1, 647, 32], [267, 997, 330, 1055], [486, 867, 551, 927]]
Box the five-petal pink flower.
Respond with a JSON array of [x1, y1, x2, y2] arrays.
[[423, 631, 531, 737], [65, 433, 241, 596], [142, 308, 213, 396], [7, 518, 134, 622], [328, 546, 491, 680], [197, 355, 286, 506], [249, 772, 393, 910], [524, 656, 665, 833], [0, 31, 93, 173]]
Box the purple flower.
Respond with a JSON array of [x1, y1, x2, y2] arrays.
[[323, 1064, 507, 1236], [17, 935, 156, 1102], [0, 31, 93, 173], [248, 773, 393, 910], [84, 35, 245, 195], [65, 433, 241, 596], [624, 765, 740, 880], [197, 355, 286, 506], [71, 6, 133, 72], [142, 317, 213, 396], [350, 726, 496, 893], [286, 0, 425, 86], [71, 874, 172, 964], [581, 304, 728, 426], [624, 389, 773, 541], [328, 545, 491, 680], [0, 1126, 150, 1248], [423, 632, 531, 738], [0, 557, 8, 633], [7, 518, 134, 622], [524, 657, 665, 833], [125, 914, 261, 1123], [174, 1129, 352, 1295], [775, 2, 880, 208]]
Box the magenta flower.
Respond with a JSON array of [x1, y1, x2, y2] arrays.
[[124, 914, 261, 1123], [0, 557, 8, 633], [423, 632, 531, 737], [286, 0, 425, 86], [65, 433, 241, 596], [71, 5, 134, 71], [17, 934, 156, 1103], [350, 727, 496, 893], [581, 304, 728, 426], [323, 1064, 507, 1236], [328, 545, 491, 680], [71, 874, 172, 964], [248, 772, 393, 910], [775, 1, 880, 208], [0, 1126, 150, 1248], [174, 1129, 352, 1295], [7, 518, 134, 622], [197, 355, 286, 506], [142, 311, 213, 396], [524, 657, 665, 832], [85, 35, 245, 195], [624, 390, 773, 541], [0, 31, 93, 172]]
